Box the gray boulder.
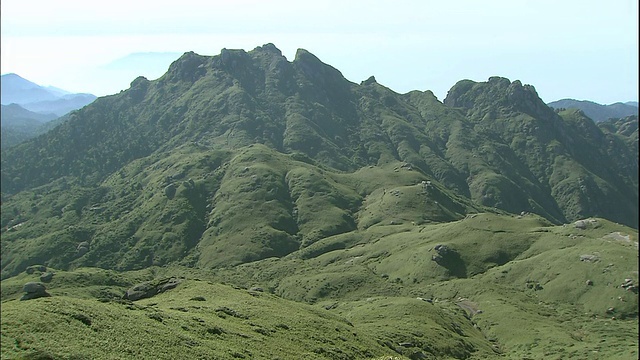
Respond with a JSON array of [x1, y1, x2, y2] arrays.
[[164, 184, 176, 199], [25, 265, 47, 274], [77, 241, 90, 256], [20, 282, 51, 301], [40, 272, 54, 283], [123, 278, 183, 301]]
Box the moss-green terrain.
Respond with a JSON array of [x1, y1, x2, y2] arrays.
[[1, 45, 637, 359]]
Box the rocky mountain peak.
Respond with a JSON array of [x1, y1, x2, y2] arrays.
[[251, 43, 283, 57], [444, 77, 553, 120]]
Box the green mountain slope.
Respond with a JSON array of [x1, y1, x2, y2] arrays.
[[1, 44, 637, 359], [2, 46, 637, 228]]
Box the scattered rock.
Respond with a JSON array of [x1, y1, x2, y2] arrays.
[[40, 272, 54, 283], [574, 220, 588, 229], [249, 287, 263, 292], [20, 282, 51, 301], [25, 265, 47, 274], [621, 278, 638, 293], [215, 306, 248, 319], [123, 278, 183, 301], [586, 279, 594, 286], [580, 254, 599, 262], [525, 280, 543, 291], [574, 219, 597, 230], [324, 303, 338, 310], [77, 242, 90, 256], [164, 183, 176, 199], [23, 282, 46, 293], [190, 296, 206, 301], [434, 244, 450, 254], [159, 278, 181, 292]]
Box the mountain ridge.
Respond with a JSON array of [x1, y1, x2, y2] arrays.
[[2, 44, 636, 227], [1, 43, 637, 360], [1, 73, 97, 116], [547, 98, 638, 122]]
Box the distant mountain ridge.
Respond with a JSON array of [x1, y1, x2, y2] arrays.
[[547, 98, 638, 122], [0, 74, 97, 149], [1, 73, 96, 116]]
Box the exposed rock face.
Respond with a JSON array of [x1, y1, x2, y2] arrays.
[[431, 244, 466, 278]]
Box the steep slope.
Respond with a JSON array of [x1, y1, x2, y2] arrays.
[[444, 77, 638, 227], [1, 104, 59, 150]]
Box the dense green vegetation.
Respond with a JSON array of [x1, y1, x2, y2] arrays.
[[1, 44, 637, 359]]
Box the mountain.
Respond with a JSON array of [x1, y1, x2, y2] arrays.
[[1, 73, 97, 116], [1, 44, 637, 359], [0, 104, 58, 150], [547, 98, 638, 122], [0, 74, 96, 149], [0, 73, 61, 105], [19, 93, 98, 117]]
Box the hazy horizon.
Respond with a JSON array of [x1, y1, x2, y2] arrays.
[[1, 0, 638, 104]]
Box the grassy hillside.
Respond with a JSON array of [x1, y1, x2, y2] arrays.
[[2, 214, 637, 359]]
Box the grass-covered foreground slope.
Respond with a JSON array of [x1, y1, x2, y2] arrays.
[[3, 213, 636, 359], [1, 267, 499, 360]]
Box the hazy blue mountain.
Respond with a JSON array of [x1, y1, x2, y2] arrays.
[[547, 98, 638, 122], [1, 73, 61, 105], [1, 73, 96, 116], [20, 93, 97, 116]]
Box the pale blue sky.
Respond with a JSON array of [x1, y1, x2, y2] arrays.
[[1, 0, 638, 104]]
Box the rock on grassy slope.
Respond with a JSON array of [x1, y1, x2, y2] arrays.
[[1, 214, 637, 359]]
